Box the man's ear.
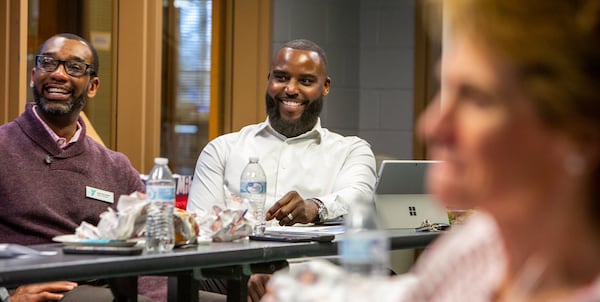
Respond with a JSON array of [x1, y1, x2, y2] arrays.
[[30, 68, 36, 88], [323, 76, 331, 96], [87, 77, 100, 98]]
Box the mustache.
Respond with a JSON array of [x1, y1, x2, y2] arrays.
[[32, 83, 87, 116], [265, 93, 323, 138], [266, 94, 323, 117]]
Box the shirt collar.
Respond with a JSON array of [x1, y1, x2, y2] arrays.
[[257, 117, 324, 142], [32, 105, 82, 149]]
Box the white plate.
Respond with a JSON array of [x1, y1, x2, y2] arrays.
[[52, 234, 138, 247]]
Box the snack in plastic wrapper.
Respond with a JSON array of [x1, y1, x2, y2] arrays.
[[174, 208, 199, 245], [194, 205, 252, 242], [75, 192, 200, 246], [76, 193, 147, 240]]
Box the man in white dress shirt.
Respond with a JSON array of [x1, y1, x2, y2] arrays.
[[187, 39, 377, 301], [188, 39, 376, 226]]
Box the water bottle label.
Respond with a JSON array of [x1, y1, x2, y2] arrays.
[[147, 186, 175, 201], [240, 181, 266, 194]]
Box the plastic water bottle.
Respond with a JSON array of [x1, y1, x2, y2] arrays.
[[339, 199, 390, 276], [145, 157, 175, 253], [240, 157, 267, 235]]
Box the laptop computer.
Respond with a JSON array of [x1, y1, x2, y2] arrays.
[[374, 160, 449, 229]]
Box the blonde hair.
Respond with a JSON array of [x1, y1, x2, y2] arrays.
[[446, 0, 600, 141], [445, 0, 600, 216]]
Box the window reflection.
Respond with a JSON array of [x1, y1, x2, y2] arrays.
[[162, 0, 212, 175]]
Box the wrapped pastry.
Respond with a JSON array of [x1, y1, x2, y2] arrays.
[[173, 208, 199, 245]]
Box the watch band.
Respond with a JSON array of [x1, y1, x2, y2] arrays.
[[311, 198, 328, 224]]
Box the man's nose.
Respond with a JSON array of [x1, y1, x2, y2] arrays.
[[285, 79, 299, 95], [50, 63, 70, 79]]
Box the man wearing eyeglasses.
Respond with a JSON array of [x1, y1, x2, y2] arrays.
[[0, 34, 149, 301]]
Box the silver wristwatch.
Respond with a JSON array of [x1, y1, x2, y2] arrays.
[[311, 198, 328, 224]]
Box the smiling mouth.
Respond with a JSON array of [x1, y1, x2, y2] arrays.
[[280, 99, 306, 107], [43, 86, 73, 99], [46, 87, 70, 94]]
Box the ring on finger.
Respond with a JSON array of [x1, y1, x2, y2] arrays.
[[287, 213, 294, 220]]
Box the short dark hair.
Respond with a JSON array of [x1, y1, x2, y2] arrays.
[[281, 39, 328, 73], [38, 33, 99, 77]]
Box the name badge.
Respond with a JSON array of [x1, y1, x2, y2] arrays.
[[86, 186, 114, 204]]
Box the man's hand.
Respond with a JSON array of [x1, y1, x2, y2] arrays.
[[11, 281, 78, 302], [265, 191, 319, 225], [247, 274, 270, 302]]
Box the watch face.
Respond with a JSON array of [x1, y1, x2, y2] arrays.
[[311, 198, 327, 223]]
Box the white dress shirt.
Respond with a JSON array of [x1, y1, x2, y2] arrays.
[[187, 118, 377, 220]]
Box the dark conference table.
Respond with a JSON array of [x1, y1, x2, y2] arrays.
[[0, 229, 440, 302]]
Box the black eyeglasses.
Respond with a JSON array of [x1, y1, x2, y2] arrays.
[[35, 55, 94, 77]]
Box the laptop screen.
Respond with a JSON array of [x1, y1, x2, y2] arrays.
[[375, 160, 434, 194], [374, 160, 449, 229]]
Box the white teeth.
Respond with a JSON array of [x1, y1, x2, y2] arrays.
[[47, 88, 69, 94], [282, 100, 302, 107]]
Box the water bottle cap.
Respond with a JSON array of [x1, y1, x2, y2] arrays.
[[154, 157, 169, 165], [249, 156, 259, 163]]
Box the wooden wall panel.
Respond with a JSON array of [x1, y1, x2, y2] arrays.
[[0, 0, 27, 124], [225, 0, 272, 133], [116, 0, 163, 173]]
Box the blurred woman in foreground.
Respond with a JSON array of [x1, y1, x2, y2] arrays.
[[264, 0, 600, 301], [410, 0, 600, 300]]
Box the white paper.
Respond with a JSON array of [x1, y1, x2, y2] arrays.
[[0, 244, 57, 258], [265, 225, 345, 236]]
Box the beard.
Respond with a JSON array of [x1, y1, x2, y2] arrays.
[[266, 93, 323, 138], [33, 83, 88, 117]]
